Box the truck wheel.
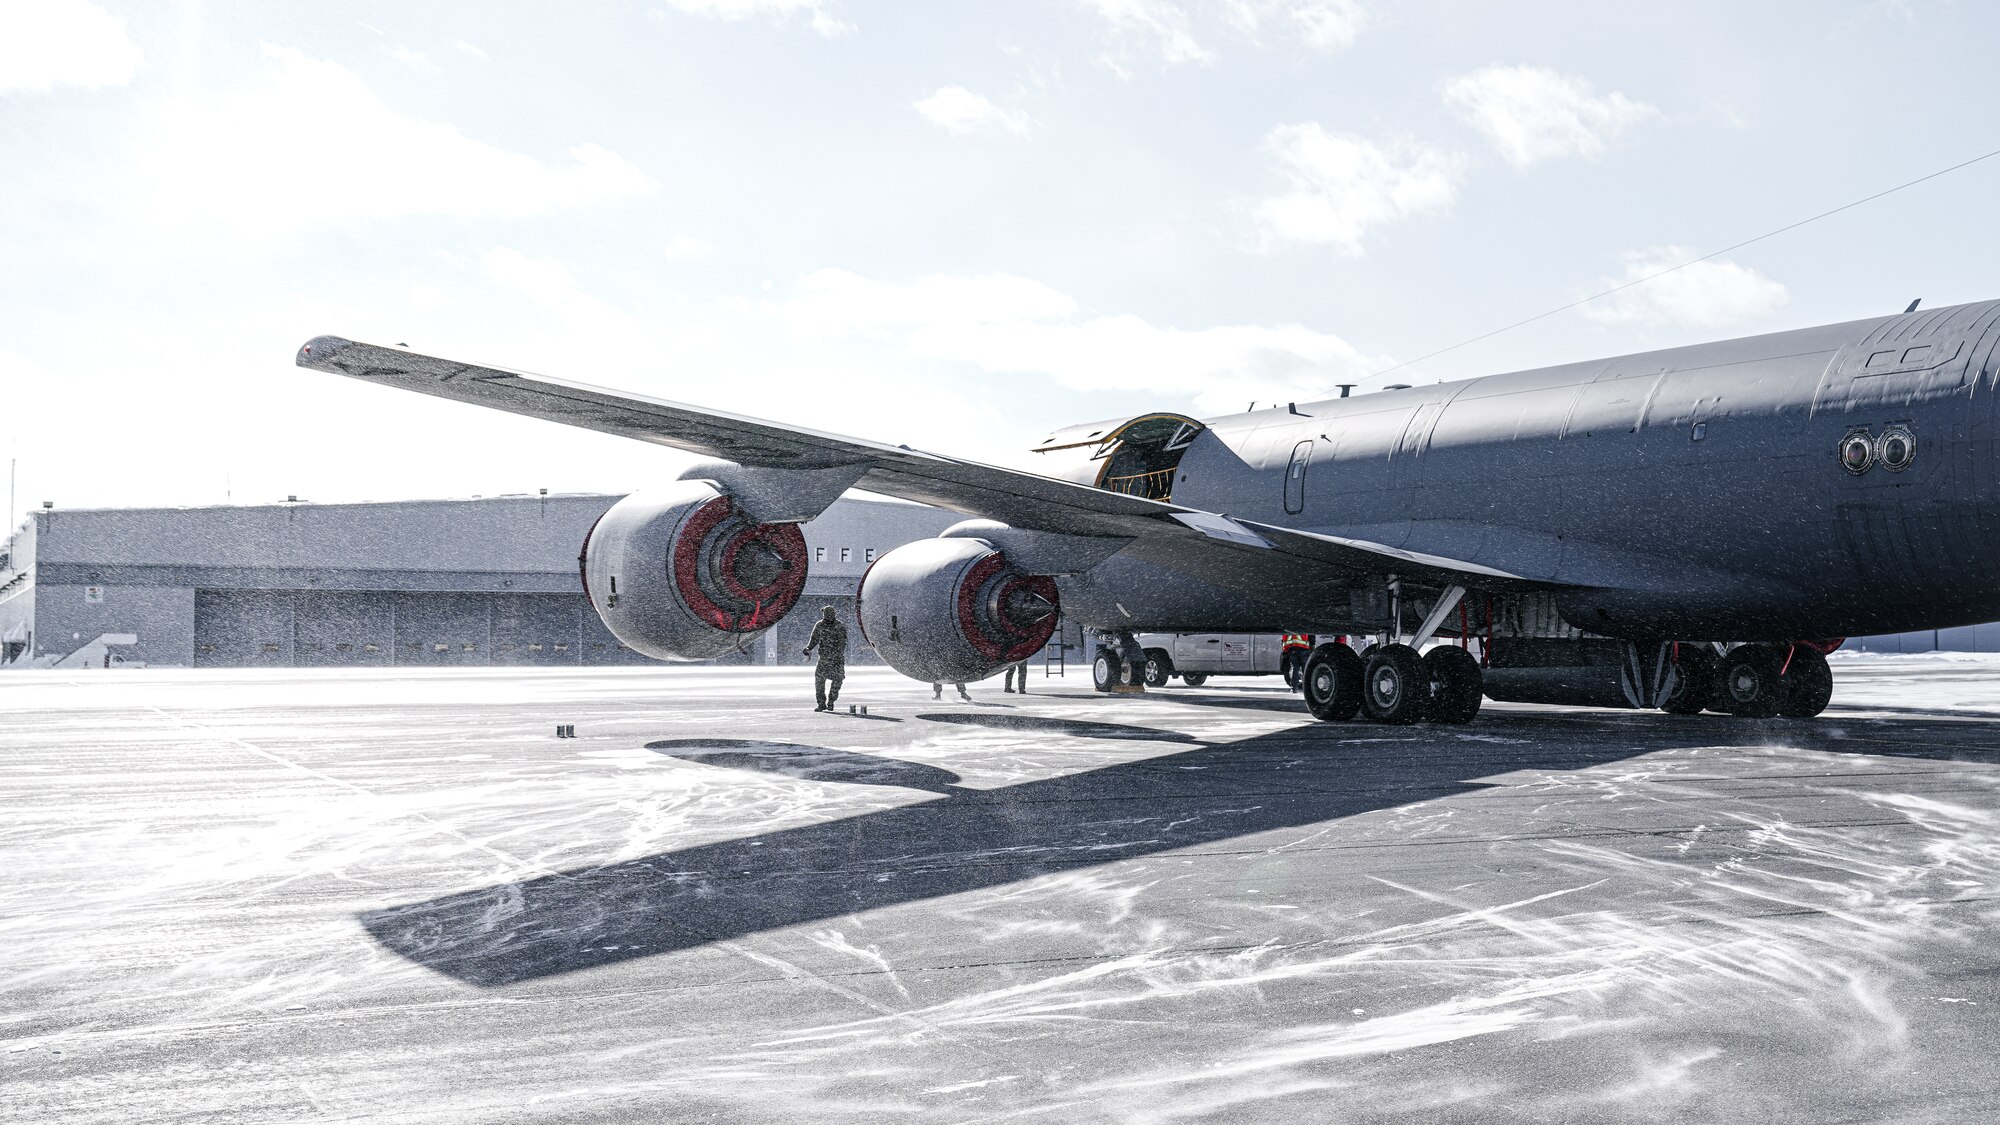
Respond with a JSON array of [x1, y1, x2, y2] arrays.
[[1424, 646, 1483, 724], [1180, 673, 1208, 687], [1091, 649, 1118, 693], [1303, 643, 1363, 721], [1143, 650, 1173, 688], [1362, 643, 1428, 725]]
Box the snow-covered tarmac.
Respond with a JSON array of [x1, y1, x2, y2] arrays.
[[5, 655, 2000, 1122]]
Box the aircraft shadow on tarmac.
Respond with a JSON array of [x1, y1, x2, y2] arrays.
[[914, 713, 1203, 741], [649, 739, 964, 794], [357, 712, 2000, 987]]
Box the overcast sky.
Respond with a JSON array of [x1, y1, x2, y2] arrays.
[[4, 0, 1997, 528]]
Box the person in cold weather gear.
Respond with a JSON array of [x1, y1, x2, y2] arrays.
[[804, 606, 848, 711]]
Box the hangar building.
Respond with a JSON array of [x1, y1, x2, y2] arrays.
[[0, 493, 962, 670], [3, 493, 1980, 669]]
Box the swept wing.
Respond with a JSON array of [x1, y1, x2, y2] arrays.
[[295, 336, 1553, 591]]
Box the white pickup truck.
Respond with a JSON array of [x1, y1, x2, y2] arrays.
[[1116, 633, 1301, 689]]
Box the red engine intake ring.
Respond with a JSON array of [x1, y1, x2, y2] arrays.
[[955, 553, 1059, 663], [671, 496, 808, 632]]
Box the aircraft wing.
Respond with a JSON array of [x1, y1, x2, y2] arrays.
[[295, 336, 1562, 591]]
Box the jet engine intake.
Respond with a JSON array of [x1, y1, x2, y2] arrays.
[[857, 537, 1059, 684], [579, 482, 808, 661]]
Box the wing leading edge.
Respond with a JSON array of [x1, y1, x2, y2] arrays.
[[294, 336, 1558, 591]]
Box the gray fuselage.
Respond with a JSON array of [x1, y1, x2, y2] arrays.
[[1057, 299, 2000, 641]]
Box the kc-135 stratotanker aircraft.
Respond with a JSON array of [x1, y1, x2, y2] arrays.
[[297, 297, 2000, 724]]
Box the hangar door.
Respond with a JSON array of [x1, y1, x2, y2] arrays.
[[490, 594, 583, 665], [294, 591, 393, 666], [194, 590, 294, 667], [394, 592, 492, 666]]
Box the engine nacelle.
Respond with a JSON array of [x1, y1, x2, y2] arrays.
[[579, 482, 809, 661], [856, 538, 1060, 684]]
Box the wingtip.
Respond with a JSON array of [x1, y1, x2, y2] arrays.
[[296, 335, 354, 368]]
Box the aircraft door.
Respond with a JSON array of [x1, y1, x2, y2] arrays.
[[1283, 440, 1312, 514]]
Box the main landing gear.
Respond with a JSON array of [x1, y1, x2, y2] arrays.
[[1680, 641, 1832, 718], [1302, 640, 1483, 726]]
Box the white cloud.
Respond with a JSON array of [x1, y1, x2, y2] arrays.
[[0, 0, 143, 94], [1251, 124, 1464, 254], [781, 268, 1378, 413], [1083, 0, 1365, 72], [1443, 65, 1659, 168], [655, 0, 851, 37], [1580, 248, 1789, 329], [663, 235, 713, 261], [1225, 0, 1368, 51], [1081, 0, 1211, 74], [388, 45, 436, 72], [482, 249, 650, 346], [451, 39, 490, 62], [913, 86, 1032, 137], [141, 45, 657, 241]]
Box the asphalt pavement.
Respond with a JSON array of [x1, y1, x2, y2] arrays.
[[4, 655, 1999, 1123]]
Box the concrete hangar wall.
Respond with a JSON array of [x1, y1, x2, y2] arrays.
[[0, 494, 961, 669]]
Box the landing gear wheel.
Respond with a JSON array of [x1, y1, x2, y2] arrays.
[[1659, 644, 1716, 715], [1424, 646, 1483, 724], [1362, 643, 1429, 725], [1303, 643, 1363, 722], [1779, 645, 1833, 718], [1180, 673, 1208, 687], [1143, 651, 1174, 688], [1715, 643, 1787, 717], [1091, 649, 1118, 693]]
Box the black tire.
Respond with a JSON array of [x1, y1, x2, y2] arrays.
[[1424, 645, 1483, 724], [1715, 643, 1787, 717], [1779, 645, 1833, 718], [1143, 650, 1173, 688], [1091, 649, 1118, 693], [1659, 644, 1716, 715], [1303, 643, 1363, 721], [1180, 673, 1208, 687], [1362, 643, 1429, 724]]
